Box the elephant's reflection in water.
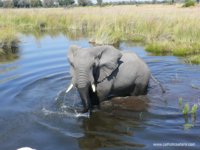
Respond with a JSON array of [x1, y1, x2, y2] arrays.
[[78, 96, 148, 150]]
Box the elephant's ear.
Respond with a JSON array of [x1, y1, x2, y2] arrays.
[[68, 45, 79, 64], [97, 46, 122, 82]]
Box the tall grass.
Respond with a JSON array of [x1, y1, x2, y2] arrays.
[[0, 5, 200, 63]]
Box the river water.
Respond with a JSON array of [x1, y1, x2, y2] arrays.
[[0, 34, 200, 150]]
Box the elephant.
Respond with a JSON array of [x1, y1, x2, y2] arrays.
[[66, 45, 151, 113]]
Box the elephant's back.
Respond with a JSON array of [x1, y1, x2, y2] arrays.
[[120, 51, 148, 70], [121, 51, 143, 63], [113, 51, 150, 89], [122, 51, 150, 84], [112, 52, 138, 88]]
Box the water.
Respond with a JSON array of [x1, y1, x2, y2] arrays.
[[0, 34, 200, 150]]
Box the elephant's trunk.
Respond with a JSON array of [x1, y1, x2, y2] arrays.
[[78, 87, 90, 113], [76, 68, 91, 112]]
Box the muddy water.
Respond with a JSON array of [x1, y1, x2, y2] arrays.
[[0, 35, 200, 150]]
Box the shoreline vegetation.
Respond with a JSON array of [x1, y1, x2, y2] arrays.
[[0, 5, 200, 64]]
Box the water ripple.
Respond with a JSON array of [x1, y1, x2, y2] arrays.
[[0, 35, 200, 149]]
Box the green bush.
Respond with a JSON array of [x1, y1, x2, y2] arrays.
[[183, 0, 195, 7]]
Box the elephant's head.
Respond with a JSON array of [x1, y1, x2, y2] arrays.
[[67, 45, 122, 112]]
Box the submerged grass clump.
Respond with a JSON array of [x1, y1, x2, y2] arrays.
[[184, 123, 194, 129], [178, 97, 199, 129], [191, 104, 198, 114], [0, 27, 19, 63], [0, 5, 200, 63], [178, 97, 183, 106], [187, 55, 200, 64], [180, 101, 198, 115], [0, 27, 19, 52], [182, 103, 190, 115]]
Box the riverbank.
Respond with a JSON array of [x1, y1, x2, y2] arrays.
[[0, 5, 200, 63]]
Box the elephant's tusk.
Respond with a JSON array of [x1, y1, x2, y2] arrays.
[[17, 147, 36, 150], [66, 83, 73, 93], [92, 84, 96, 92]]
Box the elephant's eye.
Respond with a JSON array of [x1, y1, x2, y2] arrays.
[[70, 62, 74, 68]]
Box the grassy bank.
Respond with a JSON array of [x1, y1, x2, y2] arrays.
[[0, 5, 200, 63]]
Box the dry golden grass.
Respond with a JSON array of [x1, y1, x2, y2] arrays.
[[0, 5, 200, 63]]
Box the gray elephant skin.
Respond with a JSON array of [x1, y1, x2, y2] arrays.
[[67, 45, 150, 112]]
